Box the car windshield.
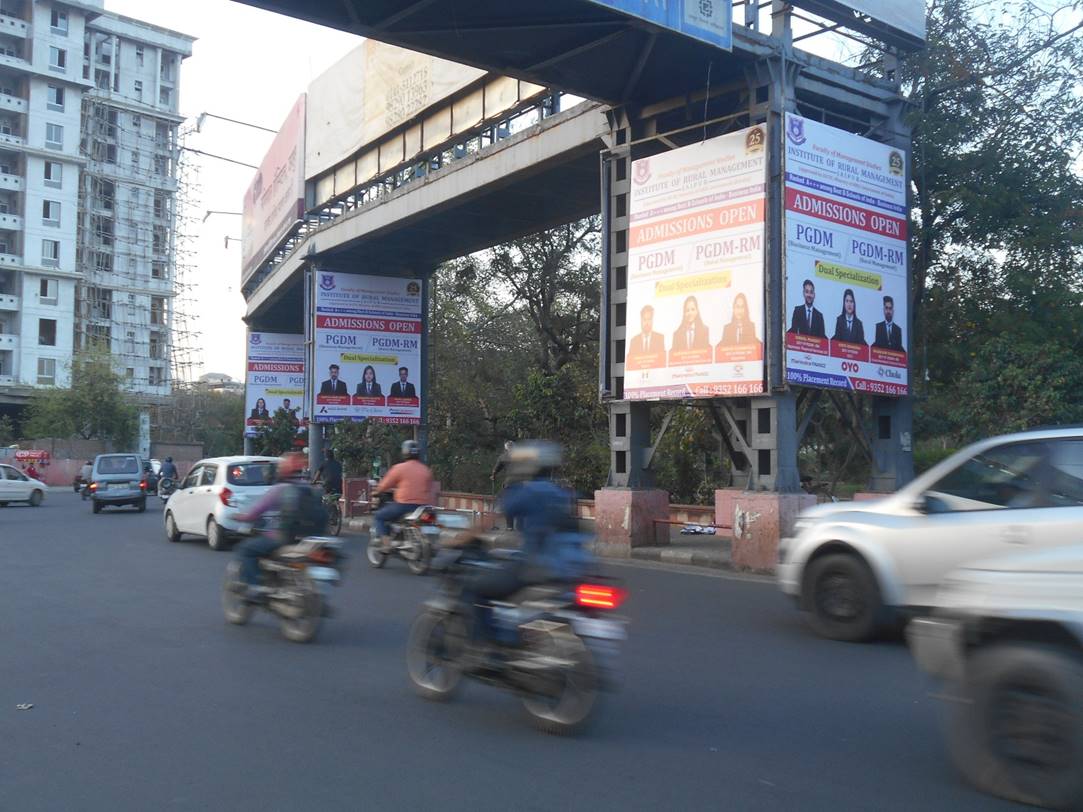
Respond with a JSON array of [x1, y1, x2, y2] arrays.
[[97, 456, 139, 475], [227, 462, 276, 486]]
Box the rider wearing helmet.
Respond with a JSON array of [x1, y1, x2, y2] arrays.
[[372, 440, 435, 550], [160, 456, 178, 480], [233, 452, 311, 599]]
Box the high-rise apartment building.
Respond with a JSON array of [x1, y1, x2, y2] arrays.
[[0, 0, 192, 396]]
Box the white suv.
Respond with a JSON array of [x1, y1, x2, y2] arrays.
[[163, 456, 278, 550], [778, 428, 1083, 641], [908, 546, 1083, 809]]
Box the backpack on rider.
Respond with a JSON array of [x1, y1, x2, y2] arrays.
[[279, 482, 328, 542]]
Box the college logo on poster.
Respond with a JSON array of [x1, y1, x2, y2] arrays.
[[633, 159, 651, 186], [319, 273, 336, 291], [786, 117, 806, 145], [888, 151, 904, 176], [745, 126, 765, 154], [406, 281, 420, 295], [250, 333, 261, 345]]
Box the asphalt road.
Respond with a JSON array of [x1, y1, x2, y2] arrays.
[[1, 491, 1022, 811]]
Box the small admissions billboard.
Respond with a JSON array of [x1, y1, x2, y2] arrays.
[[244, 331, 305, 438]]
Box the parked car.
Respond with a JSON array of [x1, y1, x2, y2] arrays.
[[88, 453, 149, 513], [0, 463, 48, 507], [908, 546, 1083, 810], [163, 456, 278, 550], [778, 427, 1083, 641]]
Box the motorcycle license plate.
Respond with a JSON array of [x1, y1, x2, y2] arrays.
[[307, 566, 339, 582], [573, 617, 626, 640]]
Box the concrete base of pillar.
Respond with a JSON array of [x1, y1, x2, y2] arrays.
[[715, 489, 817, 572], [593, 488, 668, 556]]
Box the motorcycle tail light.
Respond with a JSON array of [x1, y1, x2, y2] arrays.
[[575, 584, 626, 610], [219, 487, 233, 507], [420, 511, 437, 525], [309, 549, 334, 565]]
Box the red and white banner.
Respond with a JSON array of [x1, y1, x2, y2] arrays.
[[312, 272, 423, 424], [245, 332, 305, 438], [783, 113, 909, 396], [624, 126, 768, 401]]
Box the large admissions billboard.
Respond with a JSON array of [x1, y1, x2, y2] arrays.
[[624, 126, 767, 400], [783, 114, 909, 396], [312, 272, 423, 425]]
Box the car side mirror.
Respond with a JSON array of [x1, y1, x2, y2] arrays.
[[913, 494, 930, 514]]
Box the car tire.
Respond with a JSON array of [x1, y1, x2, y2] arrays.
[[92, 501, 102, 514], [29, 490, 43, 507], [165, 511, 182, 543], [207, 518, 228, 551], [948, 643, 1083, 809], [804, 552, 881, 642]]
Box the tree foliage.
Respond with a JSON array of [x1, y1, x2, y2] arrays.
[[252, 410, 302, 457], [155, 390, 245, 458], [23, 351, 137, 447]]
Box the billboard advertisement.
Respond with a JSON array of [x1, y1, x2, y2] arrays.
[[305, 41, 485, 180], [586, 0, 732, 51], [241, 95, 306, 283], [791, 1, 925, 46], [624, 125, 767, 400], [312, 272, 423, 425], [783, 113, 909, 397], [245, 332, 305, 438]]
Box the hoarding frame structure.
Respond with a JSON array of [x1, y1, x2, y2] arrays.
[[585, 0, 733, 51], [789, 1, 925, 50]]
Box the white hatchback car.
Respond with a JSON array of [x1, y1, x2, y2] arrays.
[[778, 427, 1083, 641], [163, 456, 278, 550], [0, 463, 48, 507]]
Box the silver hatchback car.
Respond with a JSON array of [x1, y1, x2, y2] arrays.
[[778, 427, 1083, 641], [89, 453, 149, 513]]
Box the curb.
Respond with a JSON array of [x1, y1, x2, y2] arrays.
[[631, 546, 733, 571]]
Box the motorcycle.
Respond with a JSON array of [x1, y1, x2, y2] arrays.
[[406, 538, 627, 734], [157, 477, 176, 501], [366, 491, 441, 575], [222, 532, 345, 643]]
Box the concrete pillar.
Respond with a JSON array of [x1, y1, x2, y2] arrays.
[[307, 421, 322, 472], [867, 395, 914, 492], [593, 487, 668, 556], [716, 489, 816, 571]]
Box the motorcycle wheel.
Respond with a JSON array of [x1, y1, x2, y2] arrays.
[[366, 536, 388, 568], [405, 536, 431, 576], [407, 610, 465, 701], [278, 579, 322, 643], [222, 561, 254, 626], [521, 632, 599, 735]]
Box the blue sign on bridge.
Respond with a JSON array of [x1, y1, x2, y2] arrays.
[[587, 0, 733, 51]]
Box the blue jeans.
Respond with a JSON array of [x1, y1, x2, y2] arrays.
[[373, 502, 423, 537], [237, 534, 281, 586]]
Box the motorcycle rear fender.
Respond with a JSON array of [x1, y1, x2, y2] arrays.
[[424, 595, 457, 614]]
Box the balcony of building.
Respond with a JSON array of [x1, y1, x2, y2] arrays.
[[0, 291, 15, 310], [0, 328, 17, 351], [0, 87, 25, 114], [0, 12, 26, 37], [0, 243, 21, 266], [0, 268, 16, 311]]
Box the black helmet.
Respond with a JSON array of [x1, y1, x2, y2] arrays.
[[165, 456, 173, 463], [401, 440, 420, 459], [505, 440, 562, 480]]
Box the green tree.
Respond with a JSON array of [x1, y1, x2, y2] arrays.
[[24, 351, 137, 447], [0, 414, 14, 445], [252, 410, 302, 457]]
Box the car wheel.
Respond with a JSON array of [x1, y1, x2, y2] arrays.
[[29, 490, 43, 507], [165, 511, 182, 543], [948, 643, 1083, 809], [207, 518, 228, 551], [804, 552, 881, 642], [92, 501, 102, 514]]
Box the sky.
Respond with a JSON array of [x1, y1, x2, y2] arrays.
[[104, 0, 361, 381]]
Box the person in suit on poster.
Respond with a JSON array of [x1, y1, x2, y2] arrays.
[[717, 292, 759, 347], [670, 295, 711, 353], [788, 278, 827, 337], [249, 398, 270, 420], [355, 365, 383, 397], [389, 367, 417, 398], [625, 304, 666, 362], [319, 364, 348, 395], [832, 288, 866, 345], [872, 295, 904, 351]]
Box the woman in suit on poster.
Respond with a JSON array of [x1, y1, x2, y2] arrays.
[[355, 365, 383, 397]]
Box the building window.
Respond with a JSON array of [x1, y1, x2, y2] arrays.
[[94, 68, 108, 90], [135, 46, 144, 66], [153, 155, 167, 175], [132, 114, 141, 129], [150, 296, 165, 325], [47, 85, 64, 112], [86, 324, 110, 350], [45, 123, 62, 149], [159, 87, 172, 107], [39, 278, 59, 305], [88, 286, 111, 319], [48, 46, 65, 72], [133, 80, 142, 100], [149, 331, 162, 360], [41, 240, 59, 268], [42, 200, 60, 227], [151, 261, 165, 279], [50, 9, 68, 35], [124, 330, 135, 354], [92, 214, 114, 246], [43, 160, 62, 188], [125, 367, 134, 381], [149, 367, 165, 387], [37, 357, 55, 385], [38, 318, 56, 346], [94, 178, 114, 210], [130, 149, 139, 170]]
